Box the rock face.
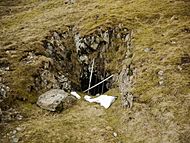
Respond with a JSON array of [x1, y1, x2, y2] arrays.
[[37, 89, 77, 111], [42, 25, 131, 95], [118, 30, 135, 108], [0, 25, 132, 109]]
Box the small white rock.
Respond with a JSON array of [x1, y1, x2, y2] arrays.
[[12, 130, 17, 134], [144, 48, 152, 52], [113, 132, 118, 137], [158, 70, 164, 76], [16, 127, 22, 131], [177, 65, 182, 71], [12, 137, 19, 143], [16, 115, 23, 120], [5, 67, 10, 71], [159, 81, 164, 85]]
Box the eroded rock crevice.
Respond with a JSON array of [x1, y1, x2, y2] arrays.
[[42, 25, 133, 96], [0, 24, 134, 121]]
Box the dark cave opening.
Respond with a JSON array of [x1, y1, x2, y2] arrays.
[[80, 71, 112, 96]]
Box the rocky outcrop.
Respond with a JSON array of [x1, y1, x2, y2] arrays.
[[73, 25, 132, 94], [0, 24, 133, 111], [42, 29, 81, 92], [118, 30, 135, 108], [37, 89, 77, 111], [0, 108, 23, 123], [42, 25, 132, 95], [74, 26, 130, 63]]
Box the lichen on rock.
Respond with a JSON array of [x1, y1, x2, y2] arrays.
[[37, 89, 77, 111]]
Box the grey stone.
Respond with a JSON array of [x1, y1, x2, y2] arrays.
[[0, 88, 6, 98], [5, 66, 10, 71], [47, 43, 53, 50], [5, 50, 17, 55], [61, 82, 71, 91], [144, 48, 153, 53], [177, 65, 182, 71], [16, 114, 23, 120], [12, 137, 19, 143], [58, 75, 69, 83], [79, 55, 88, 64], [37, 89, 77, 111], [0, 84, 9, 98], [57, 75, 71, 91], [119, 67, 134, 108], [125, 34, 130, 42], [113, 132, 118, 137], [103, 30, 110, 43], [158, 70, 164, 76], [117, 33, 121, 39], [16, 127, 22, 132], [159, 80, 164, 86], [122, 92, 133, 108], [53, 32, 60, 40], [74, 36, 82, 54], [119, 67, 132, 95], [91, 42, 99, 50], [12, 130, 17, 135]]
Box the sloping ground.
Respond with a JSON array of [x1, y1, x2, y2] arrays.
[[0, 0, 190, 143], [2, 93, 122, 143]]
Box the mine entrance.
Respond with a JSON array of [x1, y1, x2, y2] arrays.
[[80, 58, 113, 96]]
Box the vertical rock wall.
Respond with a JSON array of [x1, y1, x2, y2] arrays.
[[42, 25, 133, 96]]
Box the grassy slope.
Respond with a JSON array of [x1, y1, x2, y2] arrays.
[[0, 0, 190, 142]]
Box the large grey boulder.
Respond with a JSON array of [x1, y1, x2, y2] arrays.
[[37, 89, 77, 111]]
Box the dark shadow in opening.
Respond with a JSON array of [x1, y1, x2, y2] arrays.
[[80, 72, 111, 96]]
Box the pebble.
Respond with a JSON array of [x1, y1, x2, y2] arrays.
[[16, 115, 23, 120], [144, 48, 153, 53], [11, 135, 16, 138], [159, 81, 164, 86], [16, 127, 22, 132], [113, 132, 118, 137], [12, 137, 19, 143], [177, 65, 182, 71], [158, 70, 164, 76], [171, 41, 176, 44], [5, 67, 10, 71], [12, 130, 17, 134]]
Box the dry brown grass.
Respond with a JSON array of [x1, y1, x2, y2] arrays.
[[0, 0, 190, 142]]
